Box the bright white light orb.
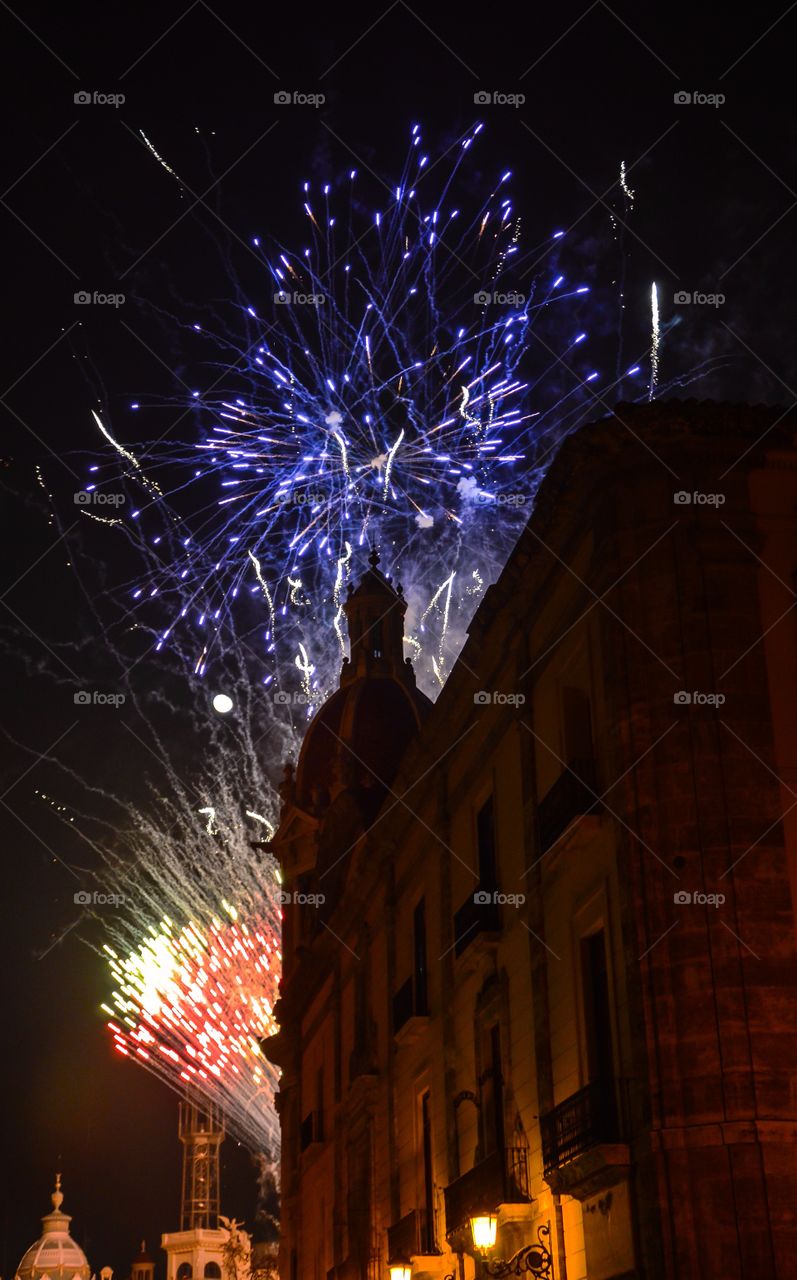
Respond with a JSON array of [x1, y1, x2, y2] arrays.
[[213, 693, 234, 714]]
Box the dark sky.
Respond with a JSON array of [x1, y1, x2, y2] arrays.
[[2, 1, 795, 1277]]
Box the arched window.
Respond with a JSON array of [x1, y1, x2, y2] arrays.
[[204, 1265, 222, 1278], [369, 616, 383, 658], [177, 1264, 193, 1280]]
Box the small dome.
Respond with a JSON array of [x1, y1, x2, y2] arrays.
[[16, 1178, 91, 1280]]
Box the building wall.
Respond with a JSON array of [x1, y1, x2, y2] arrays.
[[268, 404, 797, 1280]]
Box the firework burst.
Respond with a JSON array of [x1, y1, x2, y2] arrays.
[[103, 902, 280, 1154], [84, 122, 634, 702]]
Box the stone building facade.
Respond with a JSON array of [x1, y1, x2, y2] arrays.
[[265, 402, 797, 1280]]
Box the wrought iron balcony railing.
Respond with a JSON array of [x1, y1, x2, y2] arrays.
[[392, 975, 430, 1034], [444, 1147, 530, 1235], [452, 886, 502, 958], [299, 1109, 324, 1152], [540, 1079, 619, 1177], [537, 757, 599, 852], [387, 1208, 440, 1260]]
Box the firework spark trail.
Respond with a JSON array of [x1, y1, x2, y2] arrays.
[[87, 663, 290, 1154], [139, 129, 187, 192], [103, 905, 281, 1157], [30, 753, 284, 1155], [90, 726, 284, 1155], [5, 616, 293, 1156], [649, 282, 660, 400], [82, 122, 635, 703]]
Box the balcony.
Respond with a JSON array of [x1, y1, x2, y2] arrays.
[[537, 757, 599, 853], [299, 1109, 324, 1152], [452, 887, 501, 959], [392, 976, 429, 1039], [540, 1079, 619, 1178], [387, 1208, 440, 1260], [444, 1147, 530, 1236]]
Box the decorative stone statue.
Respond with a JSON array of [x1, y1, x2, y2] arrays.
[[219, 1217, 252, 1280]]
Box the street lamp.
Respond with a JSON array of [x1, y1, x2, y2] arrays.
[[387, 1258, 412, 1280], [467, 1216, 553, 1280], [469, 1216, 497, 1252]]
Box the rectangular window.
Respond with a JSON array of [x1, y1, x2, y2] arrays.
[[480, 1022, 504, 1157], [420, 1090, 435, 1252], [316, 1065, 325, 1141], [581, 929, 613, 1083], [562, 686, 593, 772], [476, 795, 498, 889], [414, 898, 428, 1015]]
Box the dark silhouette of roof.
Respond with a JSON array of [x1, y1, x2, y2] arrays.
[[293, 548, 431, 813]]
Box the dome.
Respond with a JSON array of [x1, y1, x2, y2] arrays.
[[16, 1178, 91, 1280], [295, 674, 429, 808]]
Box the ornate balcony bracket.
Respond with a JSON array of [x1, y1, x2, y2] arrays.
[[482, 1226, 553, 1280]]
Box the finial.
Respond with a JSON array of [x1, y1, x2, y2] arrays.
[[52, 1173, 64, 1212], [140, 1242, 146, 1255], [368, 545, 380, 570]]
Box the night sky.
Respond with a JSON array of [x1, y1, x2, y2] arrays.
[[2, 2, 795, 1277]]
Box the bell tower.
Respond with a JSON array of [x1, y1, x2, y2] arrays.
[[131, 1241, 155, 1280], [162, 1101, 226, 1280], [341, 546, 411, 684], [179, 1099, 223, 1230]]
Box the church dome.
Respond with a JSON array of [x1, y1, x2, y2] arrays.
[[16, 1178, 91, 1280], [293, 549, 431, 810]]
